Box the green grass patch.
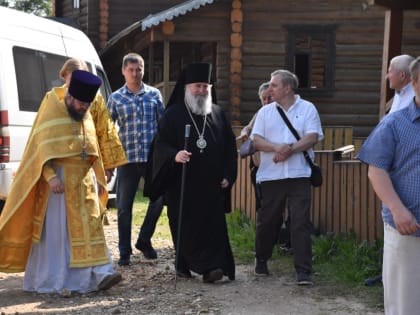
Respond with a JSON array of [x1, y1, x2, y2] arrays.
[[312, 231, 383, 285], [108, 190, 171, 240], [226, 210, 256, 263]]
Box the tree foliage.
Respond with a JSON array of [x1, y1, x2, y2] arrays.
[[0, 0, 52, 16]]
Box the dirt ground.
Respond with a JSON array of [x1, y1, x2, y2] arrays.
[[0, 213, 383, 315]]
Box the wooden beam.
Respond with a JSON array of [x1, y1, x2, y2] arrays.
[[379, 9, 403, 119], [368, 0, 420, 10], [163, 40, 170, 101]]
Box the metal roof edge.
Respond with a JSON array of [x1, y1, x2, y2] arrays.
[[141, 0, 216, 31]]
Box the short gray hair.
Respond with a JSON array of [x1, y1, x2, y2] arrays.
[[391, 54, 414, 77], [270, 69, 299, 92], [409, 56, 420, 81], [258, 82, 270, 98]]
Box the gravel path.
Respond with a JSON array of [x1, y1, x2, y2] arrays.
[[0, 213, 383, 315]]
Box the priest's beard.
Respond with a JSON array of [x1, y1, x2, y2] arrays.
[[66, 97, 87, 121], [184, 89, 212, 115]]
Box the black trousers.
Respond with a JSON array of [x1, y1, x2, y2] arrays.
[[255, 178, 312, 274]]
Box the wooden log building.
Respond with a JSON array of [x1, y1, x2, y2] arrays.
[[53, 0, 420, 241], [54, 0, 420, 138]]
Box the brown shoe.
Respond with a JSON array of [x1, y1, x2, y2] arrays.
[[202, 268, 223, 283], [98, 272, 122, 290]]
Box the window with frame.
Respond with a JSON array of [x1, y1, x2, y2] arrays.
[[13, 46, 67, 112], [285, 25, 337, 95]]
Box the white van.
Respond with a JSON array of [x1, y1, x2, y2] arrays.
[[0, 7, 114, 211]]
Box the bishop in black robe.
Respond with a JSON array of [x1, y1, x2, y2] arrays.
[[145, 63, 237, 282]]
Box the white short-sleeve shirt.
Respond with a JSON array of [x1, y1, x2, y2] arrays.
[[251, 95, 323, 183], [389, 83, 415, 114]]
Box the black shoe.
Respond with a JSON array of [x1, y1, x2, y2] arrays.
[[176, 268, 192, 278], [296, 272, 313, 286], [135, 241, 157, 259], [98, 272, 122, 290], [203, 268, 223, 283], [254, 259, 269, 276], [364, 274, 382, 286], [118, 255, 131, 266]]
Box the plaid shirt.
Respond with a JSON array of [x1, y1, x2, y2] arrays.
[[359, 101, 420, 236], [107, 83, 164, 163]]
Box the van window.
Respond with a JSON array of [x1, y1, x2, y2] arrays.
[[13, 46, 67, 112]]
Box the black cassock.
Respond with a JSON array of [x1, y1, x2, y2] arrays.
[[145, 102, 237, 279]]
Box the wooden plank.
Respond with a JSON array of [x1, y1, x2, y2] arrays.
[[332, 162, 340, 233], [353, 137, 366, 157], [322, 128, 333, 150], [325, 152, 335, 234], [379, 9, 403, 119], [315, 126, 354, 150], [360, 163, 369, 241], [313, 152, 321, 231], [367, 166, 379, 242], [339, 163, 347, 234], [353, 162, 362, 240]]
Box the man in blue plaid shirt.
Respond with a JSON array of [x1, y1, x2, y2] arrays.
[[359, 56, 420, 315], [107, 53, 165, 266]]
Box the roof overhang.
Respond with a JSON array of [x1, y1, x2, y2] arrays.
[[100, 0, 216, 57], [141, 0, 215, 31]]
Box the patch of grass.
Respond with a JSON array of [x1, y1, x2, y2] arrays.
[[108, 190, 171, 240], [226, 210, 384, 308], [226, 210, 256, 263], [312, 231, 383, 285]]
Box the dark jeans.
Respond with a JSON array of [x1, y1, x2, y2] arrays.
[[255, 178, 312, 273], [137, 195, 164, 244], [116, 162, 163, 258]]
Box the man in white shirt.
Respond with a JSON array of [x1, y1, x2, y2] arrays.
[[387, 54, 415, 114], [251, 69, 323, 285]]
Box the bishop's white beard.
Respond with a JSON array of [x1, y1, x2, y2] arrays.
[[184, 89, 212, 115]]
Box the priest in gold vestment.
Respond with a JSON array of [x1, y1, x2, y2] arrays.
[[58, 58, 127, 181], [0, 70, 122, 294]]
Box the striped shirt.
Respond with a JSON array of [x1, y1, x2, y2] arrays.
[[358, 101, 420, 236], [107, 83, 164, 163]]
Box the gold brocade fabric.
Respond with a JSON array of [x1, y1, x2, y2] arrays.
[[46, 85, 127, 170], [0, 88, 109, 272], [88, 92, 127, 169]]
